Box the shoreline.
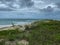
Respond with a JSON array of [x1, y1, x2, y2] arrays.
[[0, 22, 32, 28], [0, 25, 12, 28], [0, 22, 32, 31]]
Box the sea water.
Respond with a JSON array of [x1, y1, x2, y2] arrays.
[[0, 19, 37, 25], [0, 11, 60, 25]]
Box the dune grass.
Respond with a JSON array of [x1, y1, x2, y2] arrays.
[[29, 20, 60, 45], [0, 20, 60, 45]]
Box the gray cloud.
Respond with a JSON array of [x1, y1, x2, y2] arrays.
[[19, 0, 34, 7], [55, 3, 60, 8], [0, 0, 60, 11], [0, 0, 34, 11], [4, 0, 14, 2], [0, 0, 34, 8], [40, 6, 54, 12], [0, 0, 14, 2], [41, 0, 60, 3], [0, 8, 14, 11]]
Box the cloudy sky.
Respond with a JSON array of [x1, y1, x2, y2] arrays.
[[0, 0, 60, 12], [0, 0, 60, 19]]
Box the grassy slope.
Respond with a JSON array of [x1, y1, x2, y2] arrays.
[[29, 20, 60, 45], [0, 20, 60, 45]]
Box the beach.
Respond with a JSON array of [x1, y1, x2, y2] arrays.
[[0, 22, 32, 31]]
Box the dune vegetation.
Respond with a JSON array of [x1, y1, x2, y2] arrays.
[[0, 20, 60, 45]]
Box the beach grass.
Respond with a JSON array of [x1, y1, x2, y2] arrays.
[[0, 20, 60, 45]]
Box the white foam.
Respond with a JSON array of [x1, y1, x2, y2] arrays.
[[0, 25, 12, 28], [0, 22, 32, 28]]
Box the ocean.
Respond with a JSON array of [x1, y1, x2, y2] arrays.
[[0, 18, 59, 25], [0, 19, 38, 25], [0, 11, 60, 25]]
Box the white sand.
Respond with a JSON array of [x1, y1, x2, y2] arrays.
[[0, 22, 31, 28], [0, 25, 12, 28], [0, 22, 32, 31]]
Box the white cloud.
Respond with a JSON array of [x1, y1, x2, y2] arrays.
[[0, 3, 8, 8], [10, 3, 20, 9], [0, 0, 59, 12]]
